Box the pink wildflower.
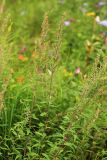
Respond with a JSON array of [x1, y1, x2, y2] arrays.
[[75, 67, 81, 75], [64, 21, 70, 26]]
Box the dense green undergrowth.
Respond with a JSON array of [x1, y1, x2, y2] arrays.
[[0, 0, 107, 159]]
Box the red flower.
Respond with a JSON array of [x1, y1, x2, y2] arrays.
[[18, 54, 28, 61]]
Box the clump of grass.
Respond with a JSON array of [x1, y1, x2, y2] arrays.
[[0, 13, 66, 159], [46, 55, 107, 160]]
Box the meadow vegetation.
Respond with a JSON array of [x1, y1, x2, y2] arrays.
[[0, 0, 107, 159]]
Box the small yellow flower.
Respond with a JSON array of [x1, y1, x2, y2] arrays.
[[68, 72, 72, 77], [86, 12, 96, 17], [63, 69, 72, 77]]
